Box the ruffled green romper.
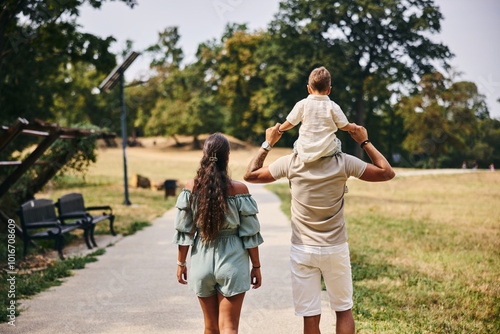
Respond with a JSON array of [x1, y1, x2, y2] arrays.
[[173, 189, 264, 297]]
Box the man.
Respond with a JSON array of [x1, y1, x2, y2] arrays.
[[244, 124, 395, 334]]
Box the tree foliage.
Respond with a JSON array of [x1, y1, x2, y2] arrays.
[[140, 28, 225, 147], [0, 0, 136, 123], [196, 24, 270, 141], [398, 73, 489, 168], [2, 0, 498, 169], [266, 0, 452, 157]]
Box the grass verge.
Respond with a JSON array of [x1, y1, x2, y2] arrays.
[[0, 249, 106, 323], [265, 172, 500, 333]]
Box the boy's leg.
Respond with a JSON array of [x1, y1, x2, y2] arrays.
[[217, 291, 246, 334], [198, 294, 220, 334], [292, 139, 298, 153], [335, 137, 342, 154]]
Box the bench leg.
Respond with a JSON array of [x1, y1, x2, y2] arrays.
[[109, 215, 116, 236], [83, 227, 93, 249], [55, 237, 65, 260], [23, 238, 29, 259], [90, 225, 98, 248]]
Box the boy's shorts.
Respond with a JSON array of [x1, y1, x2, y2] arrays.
[[290, 242, 353, 317]]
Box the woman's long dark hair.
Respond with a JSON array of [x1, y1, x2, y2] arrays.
[[189, 133, 232, 242]]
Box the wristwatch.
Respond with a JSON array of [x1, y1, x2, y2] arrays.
[[261, 141, 272, 151]]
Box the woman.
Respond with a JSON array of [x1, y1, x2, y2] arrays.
[[173, 133, 263, 334]]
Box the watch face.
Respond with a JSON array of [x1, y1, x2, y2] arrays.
[[262, 142, 271, 150]]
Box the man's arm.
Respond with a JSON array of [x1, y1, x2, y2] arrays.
[[244, 124, 283, 184], [349, 127, 395, 182]]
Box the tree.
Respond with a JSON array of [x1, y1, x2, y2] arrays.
[[196, 24, 268, 141], [143, 28, 225, 147], [267, 0, 452, 157], [397, 73, 488, 168], [146, 27, 184, 69], [0, 0, 136, 124], [50, 61, 121, 131]]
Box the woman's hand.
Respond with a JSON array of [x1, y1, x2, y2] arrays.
[[177, 265, 187, 285], [251, 267, 262, 289]]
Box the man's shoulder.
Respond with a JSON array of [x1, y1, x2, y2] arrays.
[[271, 153, 295, 167], [268, 153, 295, 179], [341, 153, 368, 178]]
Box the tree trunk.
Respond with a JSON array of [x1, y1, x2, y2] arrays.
[[431, 152, 438, 169], [387, 108, 395, 164], [171, 134, 181, 147], [192, 136, 201, 150]]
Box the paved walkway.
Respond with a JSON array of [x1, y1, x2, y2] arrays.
[[395, 168, 484, 177], [7, 184, 337, 334]]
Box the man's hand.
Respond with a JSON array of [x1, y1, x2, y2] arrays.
[[243, 124, 282, 183], [350, 126, 395, 181], [266, 123, 283, 146]]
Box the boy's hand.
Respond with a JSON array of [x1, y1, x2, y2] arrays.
[[348, 123, 362, 135], [349, 126, 369, 144]]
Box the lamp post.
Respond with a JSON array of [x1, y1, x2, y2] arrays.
[[99, 51, 140, 206]]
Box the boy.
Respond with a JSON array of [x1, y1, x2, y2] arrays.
[[278, 66, 357, 163]]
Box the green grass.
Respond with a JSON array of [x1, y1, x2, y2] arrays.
[[122, 221, 152, 236], [0, 249, 106, 322], [265, 172, 500, 333]]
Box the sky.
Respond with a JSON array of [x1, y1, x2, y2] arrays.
[[78, 0, 500, 118]]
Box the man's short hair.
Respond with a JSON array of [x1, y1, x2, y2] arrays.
[[308, 67, 331, 93]]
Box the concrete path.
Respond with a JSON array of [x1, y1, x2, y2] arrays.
[[7, 184, 338, 334], [395, 168, 485, 177]]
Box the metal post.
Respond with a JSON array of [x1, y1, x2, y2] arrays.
[[120, 73, 131, 205]]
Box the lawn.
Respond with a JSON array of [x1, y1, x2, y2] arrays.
[[266, 171, 500, 333]]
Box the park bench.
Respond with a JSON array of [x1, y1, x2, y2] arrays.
[[55, 193, 116, 248], [17, 199, 91, 260]]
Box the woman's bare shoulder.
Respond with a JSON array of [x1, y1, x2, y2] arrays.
[[228, 180, 249, 196], [185, 179, 195, 191]]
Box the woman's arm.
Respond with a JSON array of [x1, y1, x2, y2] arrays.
[[248, 247, 262, 289], [177, 245, 189, 284]]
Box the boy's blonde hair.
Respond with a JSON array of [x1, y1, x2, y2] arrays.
[[308, 67, 331, 93]]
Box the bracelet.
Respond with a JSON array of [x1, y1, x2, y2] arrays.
[[252, 266, 261, 269], [277, 127, 284, 134], [360, 140, 370, 148], [177, 260, 186, 267]]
